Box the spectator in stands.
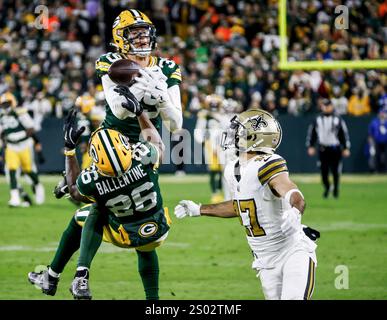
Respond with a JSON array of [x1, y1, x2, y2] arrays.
[[348, 87, 371, 116]]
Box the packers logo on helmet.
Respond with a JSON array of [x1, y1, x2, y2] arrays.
[[88, 128, 132, 177], [221, 109, 282, 154], [112, 9, 156, 57]]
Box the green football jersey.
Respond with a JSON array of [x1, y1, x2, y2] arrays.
[[76, 141, 163, 223], [0, 108, 33, 144], [95, 52, 182, 142]]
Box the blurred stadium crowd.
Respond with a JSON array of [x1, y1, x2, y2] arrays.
[[0, 0, 386, 124]]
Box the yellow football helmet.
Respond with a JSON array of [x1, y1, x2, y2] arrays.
[[112, 9, 156, 57], [221, 109, 282, 154], [0, 92, 17, 108], [205, 94, 223, 112], [88, 128, 132, 177]]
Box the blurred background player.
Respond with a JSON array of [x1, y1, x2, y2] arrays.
[[0, 92, 45, 206], [306, 98, 351, 198], [195, 94, 241, 202], [194, 94, 224, 203]]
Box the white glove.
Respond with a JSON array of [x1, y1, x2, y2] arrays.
[[134, 67, 169, 105], [174, 200, 201, 219], [280, 207, 302, 236]]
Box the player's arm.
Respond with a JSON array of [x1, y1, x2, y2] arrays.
[[135, 66, 183, 132], [268, 173, 305, 214], [137, 110, 165, 161], [63, 109, 91, 203], [174, 200, 237, 219]]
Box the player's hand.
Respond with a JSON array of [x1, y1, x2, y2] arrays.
[[63, 108, 85, 149], [135, 68, 169, 105], [280, 207, 302, 236], [307, 147, 316, 157], [174, 200, 201, 219], [114, 85, 143, 116], [342, 148, 350, 158]]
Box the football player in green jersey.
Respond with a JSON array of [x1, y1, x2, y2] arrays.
[[96, 9, 183, 140], [0, 92, 45, 207], [29, 97, 169, 299]]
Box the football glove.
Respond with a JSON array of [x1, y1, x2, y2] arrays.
[[174, 200, 201, 219], [114, 85, 143, 116], [63, 109, 85, 149], [303, 226, 321, 241], [134, 67, 169, 105], [280, 207, 302, 236]]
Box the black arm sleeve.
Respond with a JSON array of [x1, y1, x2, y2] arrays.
[[338, 118, 351, 150], [306, 119, 317, 148]]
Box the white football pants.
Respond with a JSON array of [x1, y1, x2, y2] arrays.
[[258, 250, 317, 300]]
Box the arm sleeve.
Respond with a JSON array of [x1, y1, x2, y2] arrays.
[[101, 75, 132, 120], [338, 118, 351, 149], [158, 84, 183, 133], [305, 119, 317, 148], [17, 110, 35, 129]]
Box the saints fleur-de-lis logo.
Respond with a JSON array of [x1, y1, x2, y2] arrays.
[[249, 116, 268, 130]]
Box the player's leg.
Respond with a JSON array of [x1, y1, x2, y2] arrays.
[[21, 143, 45, 204], [330, 149, 342, 198], [281, 251, 317, 300], [257, 266, 282, 300], [28, 206, 88, 295], [5, 147, 22, 206], [71, 204, 106, 300], [136, 249, 160, 300], [319, 150, 330, 198]]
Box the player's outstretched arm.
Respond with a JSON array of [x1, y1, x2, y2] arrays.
[[269, 173, 305, 236], [63, 109, 92, 203], [174, 200, 237, 219]]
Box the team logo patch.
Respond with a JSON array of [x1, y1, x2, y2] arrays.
[[138, 222, 158, 237], [249, 116, 268, 130], [119, 134, 130, 150], [90, 144, 98, 162]]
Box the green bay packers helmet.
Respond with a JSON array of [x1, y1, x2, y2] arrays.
[[88, 128, 132, 177], [112, 9, 156, 57], [221, 109, 282, 154]]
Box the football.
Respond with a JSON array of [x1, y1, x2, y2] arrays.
[[108, 59, 141, 86]]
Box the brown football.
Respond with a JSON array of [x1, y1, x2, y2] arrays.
[[108, 59, 141, 86]]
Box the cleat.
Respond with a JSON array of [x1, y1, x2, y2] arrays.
[[28, 269, 59, 296], [70, 276, 92, 300]]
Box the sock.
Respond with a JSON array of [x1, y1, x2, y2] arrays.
[[209, 171, 216, 193], [77, 205, 104, 269], [26, 172, 39, 185], [50, 217, 82, 274], [136, 250, 159, 300], [9, 170, 17, 189], [215, 171, 222, 192], [48, 267, 60, 278]]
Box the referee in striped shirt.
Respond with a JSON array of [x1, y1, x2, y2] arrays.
[[306, 98, 351, 198]]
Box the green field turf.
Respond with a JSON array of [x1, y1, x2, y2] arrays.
[[0, 174, 386, 300]]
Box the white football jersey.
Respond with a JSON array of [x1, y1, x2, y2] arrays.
[[224, 153, 315, 269]]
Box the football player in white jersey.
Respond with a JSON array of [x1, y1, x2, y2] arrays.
[[175, 109, 318, 300]]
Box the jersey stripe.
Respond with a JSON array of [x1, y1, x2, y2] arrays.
[[258, 158, 288, 185], [98, 130, 121, 176]]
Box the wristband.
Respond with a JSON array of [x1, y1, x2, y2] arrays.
[[64, 149, 76, 156], [284, 189, 304, 204]]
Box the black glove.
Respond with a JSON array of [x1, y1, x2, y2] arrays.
[[36, 150, 45, 164], [303, 226, 321, 241], [63, 108, 85, 149], [114, 85, 143, 116], [53, 171, 69, 199]]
